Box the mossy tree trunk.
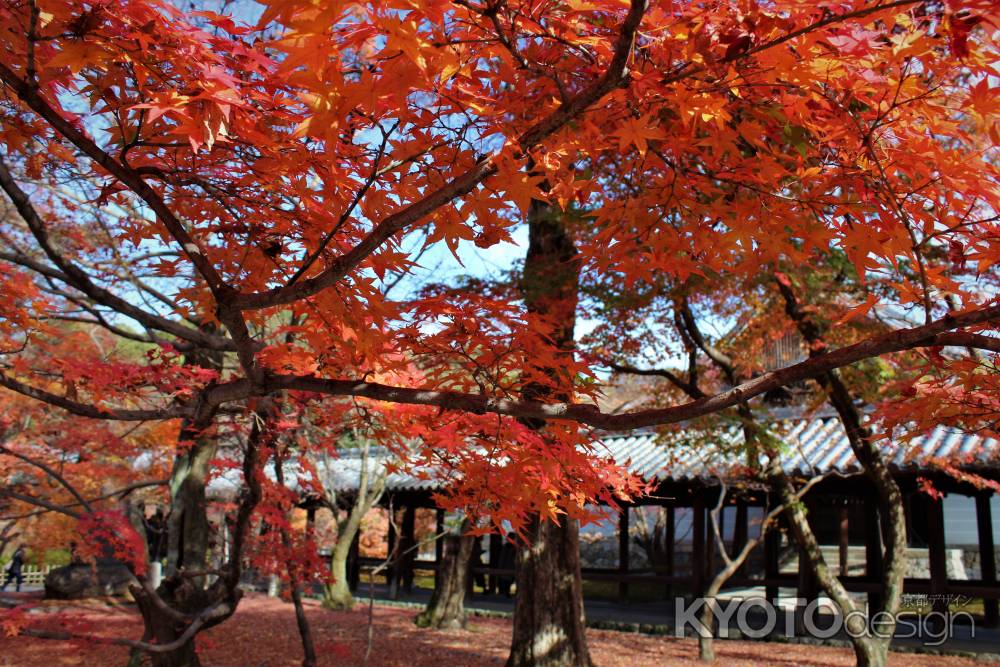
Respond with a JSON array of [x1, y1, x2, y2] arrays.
[[417, 520, 474, 630]]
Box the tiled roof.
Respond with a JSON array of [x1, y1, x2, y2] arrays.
[[316, 419, 1000, 492], [596, 419, 1000, 482]]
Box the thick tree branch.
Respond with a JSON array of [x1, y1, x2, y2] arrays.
[[260, 302, 998, 429], [2, 304, 996, 426]]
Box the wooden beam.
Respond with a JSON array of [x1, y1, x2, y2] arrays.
[[976, 492, 999, 628], [705, 490, 718, 589], [348, 530, 361, 592], [618, 506, 630, 602]]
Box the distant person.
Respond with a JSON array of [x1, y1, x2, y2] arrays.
[[497, 532, 518, 597], [2, 545, 25, 592]]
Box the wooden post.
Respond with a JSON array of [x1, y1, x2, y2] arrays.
[[839, 504, 850, 578], [618, 506, 630, 602], [705, 492, 718, 587], [865, 494, 884, 612], [402, 504, 416, 593], [387, 505, 398, 597], [306, 506, 316, 535], [665, 505, 675, 599], [435, 508, 445, 568], [692, 496, 705, 598], [927, 493, 948, 617], [976, 492, 999, 628], [733, 501, 748, 578], [796, 540, 818, 602], [348, 530, 360, 592], [764, 497, 780, 604], [489, 532, 501, 595]]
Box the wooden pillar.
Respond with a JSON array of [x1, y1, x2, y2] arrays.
[[306, 506, 317, 535], [865, 493, 884, 612], [976, 492, 999, 627], [692, 495, 705, 597], [764, 497, 780, 604], [348, 530, 360, 591], [704, 490, 718, 588], [665, 505, 675, 599], [796, 540, 818, 602], [927, 493, 948, 616], [401, 504, 416, 593], [387, 505, 398, 597], [839, 504, 850, 578], [733, 501, 748, 576], [618, 506, 630, 602], [488, 532, 501, 595], [434, 508, 445, 568]]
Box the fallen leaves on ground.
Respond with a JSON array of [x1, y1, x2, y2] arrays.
[[0, 593, 985, 666]]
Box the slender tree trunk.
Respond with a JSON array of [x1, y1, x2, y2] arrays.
[[274, 452, 317, 667], [323, 438, 386, 611], [507, 517, 591, 667], [130, 390, 269, 667], [287, 577, 316, 667], [776, 278, 906, 667], [777, 472, 886, 667], [324, 536, 355, 610], [417, 528, 474, 629]]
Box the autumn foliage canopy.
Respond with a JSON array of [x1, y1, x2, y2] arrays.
[[0, 0, 997, 535]]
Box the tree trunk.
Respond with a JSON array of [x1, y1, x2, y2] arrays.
[[288, 582, 316, 667], [416, 531, 474, 629], [323, 439, 386, 611], [324, 537, 355, 610], [132, 576, 209, 667], [132, 412, 217, 667], [507, 169, 590, 666], [776, 472, 885, 667], [506, 517, 591, 667], [776, 278, 906, 667], [273, 452, 317, 667]]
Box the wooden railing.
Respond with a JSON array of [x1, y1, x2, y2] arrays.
[[10, 564, 51, 585]]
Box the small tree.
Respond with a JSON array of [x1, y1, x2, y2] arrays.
[[316, 432, 388, 611]]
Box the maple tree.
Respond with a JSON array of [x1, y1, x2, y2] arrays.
[[0, 0, 997, 666]]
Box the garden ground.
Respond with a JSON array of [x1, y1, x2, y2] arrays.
[[0, 592, 991, 666]]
